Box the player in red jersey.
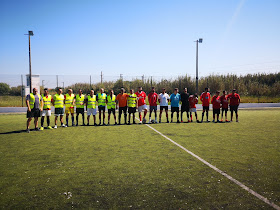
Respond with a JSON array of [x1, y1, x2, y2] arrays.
[[211, 91, 221, 123], [227, 89, 240, 122], [148, 87, 158, 123], [189, 94, 199, 122], [220, 90, 229, 122], [200, 87, 211, 122], [135, 87, 148, 123]]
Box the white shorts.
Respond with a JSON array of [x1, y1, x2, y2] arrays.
[[42, 110, 51, 117], [190, 108, 197, 113], [87, 108, 97, 116], [138, 104, 148, 112]]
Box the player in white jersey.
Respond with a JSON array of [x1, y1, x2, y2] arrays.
[[158, 88, 170, 123]]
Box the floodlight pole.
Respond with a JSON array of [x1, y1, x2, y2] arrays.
[[28, 34, 32, 93], [195, 38, 203, 94], [25, 31, 34, 93]]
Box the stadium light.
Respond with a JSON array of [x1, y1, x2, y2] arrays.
[[24, 31, 34, 93], [194, 38, 203, 94]]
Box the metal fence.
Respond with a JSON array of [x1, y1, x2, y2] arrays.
[[0, 74, 189, 89]]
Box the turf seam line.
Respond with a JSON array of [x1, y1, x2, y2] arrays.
[[140, 121, 280, 210]]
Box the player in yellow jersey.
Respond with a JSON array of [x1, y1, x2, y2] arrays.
[[40, 88, 52, 130], [64, 89, 75, 127]]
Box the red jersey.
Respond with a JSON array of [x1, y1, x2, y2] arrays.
[[136, 91, 146, 106], [211, 95, 221, 109], [220, 95, 229, 109], [148, 92, 158, 106], [227, 93, 240, 106], [200, 92, 211, 106], [189, 95, 198, 108]]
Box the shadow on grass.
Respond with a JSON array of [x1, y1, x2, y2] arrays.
[[0, 122, 178, 134], [0, 129, 32, 134]]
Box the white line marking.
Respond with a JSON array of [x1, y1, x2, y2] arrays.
[[139, 120, 280, 209]]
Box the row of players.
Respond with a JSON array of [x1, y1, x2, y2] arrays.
[[25, 86, 240, 132]]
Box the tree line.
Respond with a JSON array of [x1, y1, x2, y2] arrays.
[[64, 72, 280, 97], [0, 72, 279, 96]]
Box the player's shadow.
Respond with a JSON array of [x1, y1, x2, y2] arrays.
[[0, 129, 30, 135]]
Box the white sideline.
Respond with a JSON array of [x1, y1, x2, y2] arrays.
[[140, 121, 280, 210]]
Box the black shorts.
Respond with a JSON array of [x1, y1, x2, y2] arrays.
[[230, 105, 239, 112], [119, 106, 127, 115], [222, 107, 228, 112], [76, 108, 84, 114], [108, 108, 116, 115], [160, 106, 168, 111], [27, 108, 41, 118], [55, 108, 64, 115], [203, 106, 209, 111], [171, 107, 179, 113], [98, 106, 105, 112], [128, 107, 136, 113], [213, 108, 220, 114], [181, 105, 189, 112]]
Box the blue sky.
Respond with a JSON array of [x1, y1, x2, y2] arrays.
[[0, 0, 280, 86]]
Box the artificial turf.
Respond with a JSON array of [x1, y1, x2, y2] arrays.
[[0, 109, 279, 209]]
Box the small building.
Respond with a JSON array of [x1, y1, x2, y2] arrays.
[[25, 75, 40, 96]]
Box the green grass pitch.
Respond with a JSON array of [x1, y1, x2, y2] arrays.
[[0, 109, 279, 209]]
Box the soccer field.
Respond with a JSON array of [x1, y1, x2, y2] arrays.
[[0, 109, 279, 209]]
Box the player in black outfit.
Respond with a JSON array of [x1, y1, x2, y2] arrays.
[[180, 88, 190, 122]]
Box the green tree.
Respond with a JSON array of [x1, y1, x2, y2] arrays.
[[0, 83, 10, 95], [10, 86, 22, 96]]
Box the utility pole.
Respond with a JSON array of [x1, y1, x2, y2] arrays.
[[120, 74, 123, 87], [56, 75, 58, 88], [195, 38, 203, 94], [90, 75, 91, 88], [21, 75, 24, 107], [42, 80, 45, 88], [151, 76, 153, 87], [24, 31, 34, 93], [63, 82, 64, 90], [142, 75, 144, 83], [101, 71, 103, 84]]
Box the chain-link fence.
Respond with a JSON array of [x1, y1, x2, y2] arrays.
[[1, 73, 280, 98]]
